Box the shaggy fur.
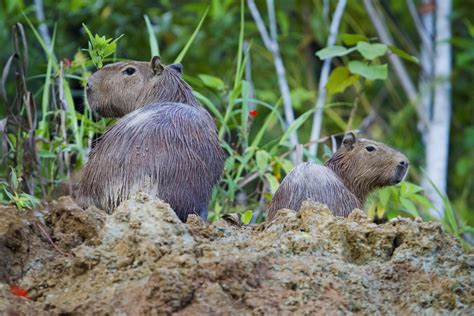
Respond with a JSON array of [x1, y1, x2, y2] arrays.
[[268, 132, 409, 220], [77, 57, 224, 221]]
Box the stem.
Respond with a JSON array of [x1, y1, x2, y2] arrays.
[[309, 0, 347, 157]]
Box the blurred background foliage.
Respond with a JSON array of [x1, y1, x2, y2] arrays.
[[0, 0, 472, 235]]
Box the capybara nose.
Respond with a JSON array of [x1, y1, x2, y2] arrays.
[[398, 160, 409, 168], [86, 82, 91, 91]]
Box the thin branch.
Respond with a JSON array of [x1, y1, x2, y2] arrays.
[[309, 0, 347, 157], [247, 0, 299, 160], [406, 0, 433, 57], [247, 0, 273, 49]]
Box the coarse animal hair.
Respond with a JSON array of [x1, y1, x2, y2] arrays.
[[77, 57, 224, 221], [267, 132, 409, 220], [86, 56, 198, 117]]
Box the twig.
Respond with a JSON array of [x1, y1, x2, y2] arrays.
[[34, 222, 72, 257], [309, 0, 347, 157], [247, 0, 299, 160], [406, 0, 433, 57]]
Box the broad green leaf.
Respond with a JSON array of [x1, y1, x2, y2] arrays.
[[356, 42, 387, 60], [388, 46, 419, 64], [378, 188, 391, 208], [348, 61, 388, 80], [400, 198, 420, 217], [241, 210, 254, 225], [276, 157, 294, 174], [256, 150, 270, 175], [265, 173, 280, 194], [198, 74, 224, 90], [326, 66, 359, 95], [339, 33, 368, 46], [316, 46, 356, 60]]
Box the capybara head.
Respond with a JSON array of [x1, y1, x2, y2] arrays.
[[86, 56, 198, 117], [325, 132, 409, 201]]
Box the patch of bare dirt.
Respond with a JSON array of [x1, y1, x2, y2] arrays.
[[0, 195, 473, 315]]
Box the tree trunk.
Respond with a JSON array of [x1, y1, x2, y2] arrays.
[[423, 0, 452, 218]]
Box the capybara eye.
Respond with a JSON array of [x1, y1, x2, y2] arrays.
[[366, 146, 376, 152], [123, 67, 136, 76]]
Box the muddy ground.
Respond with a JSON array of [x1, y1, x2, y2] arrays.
[[0, 193, 473, 315]]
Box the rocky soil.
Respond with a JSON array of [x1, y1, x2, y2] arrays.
[[0, 194, 473, 315]]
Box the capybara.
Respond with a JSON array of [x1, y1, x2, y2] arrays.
[[76, 57, 224, 221], [268, 132, 409, 220]]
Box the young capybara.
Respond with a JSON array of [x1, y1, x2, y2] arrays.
[[267, 132, 409, 220], [76, 57, 225, 222]]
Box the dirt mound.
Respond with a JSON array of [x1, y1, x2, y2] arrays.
[[1, 194, 473, 314]]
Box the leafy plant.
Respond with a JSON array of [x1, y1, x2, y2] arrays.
[[316, 34, 418, 94], [82, 23, 123, 68], [0, 168, 41, 210], [366, 181, 432, 220]]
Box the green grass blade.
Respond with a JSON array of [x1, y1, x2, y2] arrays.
[[39, 24, 57, 137], [277, 109, 315, 146], [174, 6, 209, 63], [234, 0, 245, 89], [250, 100, 281, 148], [144, 15, 160, 57], [23, 13, 58, 70]]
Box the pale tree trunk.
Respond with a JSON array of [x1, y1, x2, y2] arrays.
[[423, 0, 453, 218]]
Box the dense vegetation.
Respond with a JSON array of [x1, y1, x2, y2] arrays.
[[0, 1, 472, 242]]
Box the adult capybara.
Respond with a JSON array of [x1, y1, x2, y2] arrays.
[[76, 57, 224, 222], [268, 132, 409, 220]]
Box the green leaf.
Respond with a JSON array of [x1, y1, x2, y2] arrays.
[[378, 188, 391, 208], [278, 109, 315, 146], [316, 46, 356, 60], [256, 150, 270, 175], [144, 15, 160, 57], [198, 74, 224, 91], [356, 42, 387, 60], [241, 210, 254, 225], [193, 91, 224, 122], [326, 66, 360, 95], [276, 158, 293, 174], [265, 173, 280, 194], [348, 61, 388, 80], [388, 45, 419, 64], [339, 33, 368, 46], [400, 198, 420, 217]]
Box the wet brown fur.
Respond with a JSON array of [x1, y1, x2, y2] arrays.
[[268, 132, 409, 220], [76, 57, 224, 221]]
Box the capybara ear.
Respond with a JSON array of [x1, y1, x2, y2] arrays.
[[151, 56, 164, 75], [342, 132, 357, 150], [169, 63, 183, 76]]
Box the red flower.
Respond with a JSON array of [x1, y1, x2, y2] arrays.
[[63, 58, 72, 68], [249, 109, 257, 118], [9, 284, 29, 298]]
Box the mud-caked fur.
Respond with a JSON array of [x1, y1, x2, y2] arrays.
[[77, 57, 224, 221], [268, 132, 409, 220]]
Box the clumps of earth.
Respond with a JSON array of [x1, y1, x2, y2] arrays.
[[1, 194, 473, 314]]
